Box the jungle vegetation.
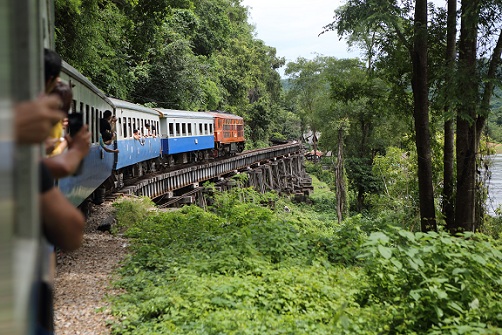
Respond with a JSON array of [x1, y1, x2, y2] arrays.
[[52, 1, 502, 332], [54, 0, 502, 231]]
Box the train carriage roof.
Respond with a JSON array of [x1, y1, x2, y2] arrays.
[[208, 111, 243, 120], [154, 108, 214, 120], [61, 61, 111, 103], [108, 97, 160, 116]]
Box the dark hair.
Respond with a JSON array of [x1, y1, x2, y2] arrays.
[[103, 110, 112, 119], [51, 82, 73, 114], [102, 131, 113, 142], [133, 129, 139, 133], [44, 48, 62, 85], [145, 123, 150, 128]]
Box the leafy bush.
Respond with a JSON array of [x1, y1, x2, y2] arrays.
[[112, 196, 155, 232], [356, 228, 502, 334], [110, 188, 502, 335]]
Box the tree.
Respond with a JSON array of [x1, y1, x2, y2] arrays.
[[411, 0, 436, 231], [323, 1, 437, 231], [285, 56, 331, 157]]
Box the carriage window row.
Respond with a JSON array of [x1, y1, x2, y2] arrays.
[[72, 99, 102, 144], [217, 119, 242, 127], [168, 122, 213, 137], [119, 117, 159, 138]]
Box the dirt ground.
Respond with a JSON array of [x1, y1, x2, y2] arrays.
[[54, 202, 128, 335]]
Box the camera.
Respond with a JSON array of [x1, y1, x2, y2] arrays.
[[67, 112, 84, 137]]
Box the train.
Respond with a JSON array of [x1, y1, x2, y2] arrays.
[[5, 2, 246, 333], [59, 61, 246, 207]]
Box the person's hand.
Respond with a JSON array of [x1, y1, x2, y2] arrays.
[[15, 95, 65, 144], [66, 125, 91, 159]]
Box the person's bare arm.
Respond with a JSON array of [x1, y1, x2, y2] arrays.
[[15, 95, 64, 144], [43, 125, 91, 178], [40, 187, 85, 251]]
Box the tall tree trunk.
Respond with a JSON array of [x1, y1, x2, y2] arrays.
[[454, 0, 481, 233], [312, 127, 319, 163], [443, 0, 457, 231], [336, 127, 346, 224], [412, 0, 437, 231]]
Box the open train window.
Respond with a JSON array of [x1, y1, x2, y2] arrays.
[[176, 123, 180, 136], [169, 123, 174, 137], [209, 124, 213, 133], [204, 123, 208, 135], [199, 123, 203, 135], [182, 123, 186, 136], [123, 117, 127, 137], [91, 107, 96, 143], [85, 104, 90, 130]]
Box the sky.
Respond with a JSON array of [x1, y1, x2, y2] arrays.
[[240, 0, 362, 68], [240, 0, 447, 75]]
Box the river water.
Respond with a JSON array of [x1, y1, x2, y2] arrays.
[[486, 155, 502, 215]]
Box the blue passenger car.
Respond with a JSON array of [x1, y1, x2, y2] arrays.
[[58, 62, 115, 206], [155, 109, 215, 163], [110, 98, 162, 170]]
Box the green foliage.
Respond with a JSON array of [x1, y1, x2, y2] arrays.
[[110, 182, 502, 334], [369, 146, 421, 228], [112, 197, 155, 232], [305, 161, 336, 189], [55, 0, 289, 143], [357, 229, 502, 334], [110, 193, 360, 334]]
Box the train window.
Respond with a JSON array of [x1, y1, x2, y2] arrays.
[[204, 123, 208, 135], [122, 117, 127, 137], [169, 123, 174, 137], [90, 107, 94, 141], [175, 123, 180, 136], [199, 123, 203, 135], [85, 104, 90, 130], [187, 123, 192, 136], [182, 123, 186, 136], [116, 114, 120, 137], [91, 107, 99, 143], [80, 102, 84, 114], [128, 117, 132, 137], [209, 124, 213, 133]]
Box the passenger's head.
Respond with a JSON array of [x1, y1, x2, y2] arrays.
[[102, 131, 113, 143], [44, 48, 62, 93], [145, 123, 150, 129], [51, 82, 73, 114], [103, 110, 112, 120]]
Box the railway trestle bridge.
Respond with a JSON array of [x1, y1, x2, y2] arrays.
[[116, 142, 313, 206]]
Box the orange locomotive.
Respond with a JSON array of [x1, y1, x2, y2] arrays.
[[210, 111, 245, 156]]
